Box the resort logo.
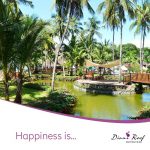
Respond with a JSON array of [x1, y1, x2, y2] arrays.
[[111, 131, 145, 143]]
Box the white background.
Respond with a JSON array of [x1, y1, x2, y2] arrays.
[[0, 100, 149, 150]]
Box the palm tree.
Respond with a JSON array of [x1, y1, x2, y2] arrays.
[[51, 0, 94, 91], [92, 40, 112, 64], [30, 27, 55, 74], [84, 17, 101, 61], [98, 0, 120, 61], [0, 0, 20, 100], [64, 35, 87, 76], [51, 14, 67, 77], [85, 17, 101, 41], [113, 0, 136, 82], [7, 0, 33, 7], [14, 16, 45, 104], [0, 0, 33, 101], [64, 18, 83, 75], [130, 0, 150, 72]]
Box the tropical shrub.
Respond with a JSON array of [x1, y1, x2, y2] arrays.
[[77, 67, 83, 76], [27, 90, 77, 114], [23, 83, 46, 91], [130, 107, 150, 119], [48, 90, 77, 113], [56, 72, 62, 75]]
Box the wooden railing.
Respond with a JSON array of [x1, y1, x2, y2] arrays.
[[123, 73, 150, 84]]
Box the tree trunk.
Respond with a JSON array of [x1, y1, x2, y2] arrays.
[[75, 64, 78, 76], [51, 46, 59, 91], [62, 65, 65, 77], [70, 67, 73, 76], [3, 70, 9, 101], [27, 65, 31, 78], [49, 60, 52, 75], [34, 64, 39, 74], [119, 21, 123, 83], [112, 26, 115, 74], [51, 1, 72, 91], [142, 29, 145, 71], [112, 26, 115, 61], [62, 54, 66, 78], [15, 68, 23, 104], [140, 29, 143, 73], [45, 56, 48, 72]]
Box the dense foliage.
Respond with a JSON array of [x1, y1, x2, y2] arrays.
[[27, 90, 77, 114], [0, 0, 150, 104], [23, 83, 46, 91]]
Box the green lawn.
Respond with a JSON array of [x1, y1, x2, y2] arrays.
[[0, 74, 77, 103], [0, 81, 77, 114], [0, 81, 50, 104]]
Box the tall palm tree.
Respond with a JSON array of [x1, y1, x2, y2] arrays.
[[51, 14, 67, 77], [98, 0, 120, 62], [85, 17, 101, 41], [0, 0, 33, 101], [14, 16, 45, 104], [130, 0, 150, 72], [68, 17, 83, 39], [51, 0, 94, 91], [84, 17, 101, 61], [113, 0, 136, 82], [0, 0, 20, 100]]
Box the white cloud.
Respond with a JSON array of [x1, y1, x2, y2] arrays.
[[131, 39, 150, 48]]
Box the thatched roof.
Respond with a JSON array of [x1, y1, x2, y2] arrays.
[[102, 60, 120, 68], [85, 60, 100, 67], [85, 60, 120, 68]]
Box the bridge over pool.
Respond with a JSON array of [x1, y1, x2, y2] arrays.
[[123, 73, 150, 85]]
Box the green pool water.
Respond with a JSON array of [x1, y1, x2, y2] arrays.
[[40, 80, 150, 120]]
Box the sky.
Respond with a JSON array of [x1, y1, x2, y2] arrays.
[[20, 0, 150, 48]]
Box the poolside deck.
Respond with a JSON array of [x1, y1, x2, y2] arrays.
[[74, 79, 135, 95], [77, 79, 125, 86]]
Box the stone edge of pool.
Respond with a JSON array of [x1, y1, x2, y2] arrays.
[[74, 79, 136, 95]]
